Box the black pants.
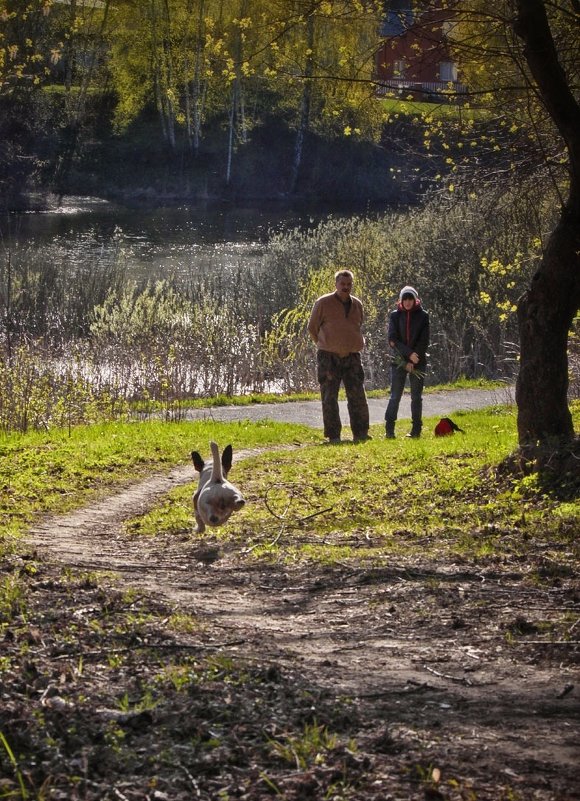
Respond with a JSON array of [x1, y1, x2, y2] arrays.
[[385, 364, 424, 434]]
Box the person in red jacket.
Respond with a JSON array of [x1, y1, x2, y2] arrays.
[[385, 286, 430, 439]]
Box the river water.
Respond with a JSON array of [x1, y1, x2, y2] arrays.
[[1, 195, 351, 280]]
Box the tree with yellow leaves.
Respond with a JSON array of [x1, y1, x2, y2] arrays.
[[388, 0, 578, 454]]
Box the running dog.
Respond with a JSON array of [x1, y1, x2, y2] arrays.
[[191, 442, 245, 533]]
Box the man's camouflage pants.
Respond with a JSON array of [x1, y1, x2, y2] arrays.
[[316, 350, 369, 441]]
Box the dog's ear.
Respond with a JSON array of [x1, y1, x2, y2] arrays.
[[191, 451, 205, 473], [221, 444, 233, 474]]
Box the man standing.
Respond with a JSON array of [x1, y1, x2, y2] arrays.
[[385, 285, 430, 439], [307, 270, 370, 444]]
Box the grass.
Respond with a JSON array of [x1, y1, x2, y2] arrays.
[[0, 379, 504, 546], [267, 720, 341, 769], [0, 731, 27, 800], [131, 391, 321, 412], [0, 398, 578, 801], [122, 404, 579, 571], [130, 377, 506, 411], [380, 96, 491, 121], [1, 397, 577, 576], [0, 418, 320, 544]]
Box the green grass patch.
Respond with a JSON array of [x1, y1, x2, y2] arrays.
[[138, 377, 506, 408], [372, 376, 507, 398], [380, 97, 490, 121], [131, 390, 321, 412], [2, 399, 577, 575], [0, 418, 320, 544], [124, 404, 579, 571], [0, 382, 507, 553]]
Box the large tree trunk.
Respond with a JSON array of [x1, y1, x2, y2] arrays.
[[516, 203, 579, 444], [512, 0, 580, 446]]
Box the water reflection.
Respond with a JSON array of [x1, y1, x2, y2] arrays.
[[1, 196, 339, 281]]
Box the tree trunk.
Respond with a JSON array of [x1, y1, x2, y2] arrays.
[[516, 204, 578, 444], [512, 0, 580, 446], [161, 0, 176, 151], [191, 0, 205, 155], [63, 0, 77, 92], [54, 0, 111, 195], [226, 82, 236, 185], [290, 10, 315, 194], [150, 0, 176, 151]]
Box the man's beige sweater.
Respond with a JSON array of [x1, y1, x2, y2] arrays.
[[307, 292, 365, 357]]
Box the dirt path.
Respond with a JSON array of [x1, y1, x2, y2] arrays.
[[28, 390, 579, 801]]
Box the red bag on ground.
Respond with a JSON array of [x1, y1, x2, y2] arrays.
[[434, 417, 465, 436]]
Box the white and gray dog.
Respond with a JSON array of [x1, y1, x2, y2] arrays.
[[191, 442, 245, 533]]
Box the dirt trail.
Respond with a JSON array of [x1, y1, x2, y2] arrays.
[[28, 391, 579, 800]]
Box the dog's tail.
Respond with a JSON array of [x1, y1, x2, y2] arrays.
[[210, 441, 224, 483]]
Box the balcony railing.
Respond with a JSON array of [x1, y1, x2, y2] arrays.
[[375, 78, 467, 98]]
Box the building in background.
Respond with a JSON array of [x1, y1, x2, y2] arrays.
[[375, 1, 466, 102]]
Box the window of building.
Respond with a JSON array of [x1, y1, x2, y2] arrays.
[[439, 61, 458, 82], [393, 59, 407, 78]]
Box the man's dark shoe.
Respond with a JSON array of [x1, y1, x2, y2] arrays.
[[353, 434, 372, 443], [405, 432, 421, 439], [327, 437, 341, 444], [385, 433, 395, 439]]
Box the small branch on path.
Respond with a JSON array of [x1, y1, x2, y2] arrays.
[[355, 680, 437, 697], [421, 664, 498, 687], [50, 638, 248, 661]]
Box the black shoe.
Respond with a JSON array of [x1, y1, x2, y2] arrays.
[[405, 432, 421, 439], [385, 433, 395, 439], [353, 434, 372, 443]]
